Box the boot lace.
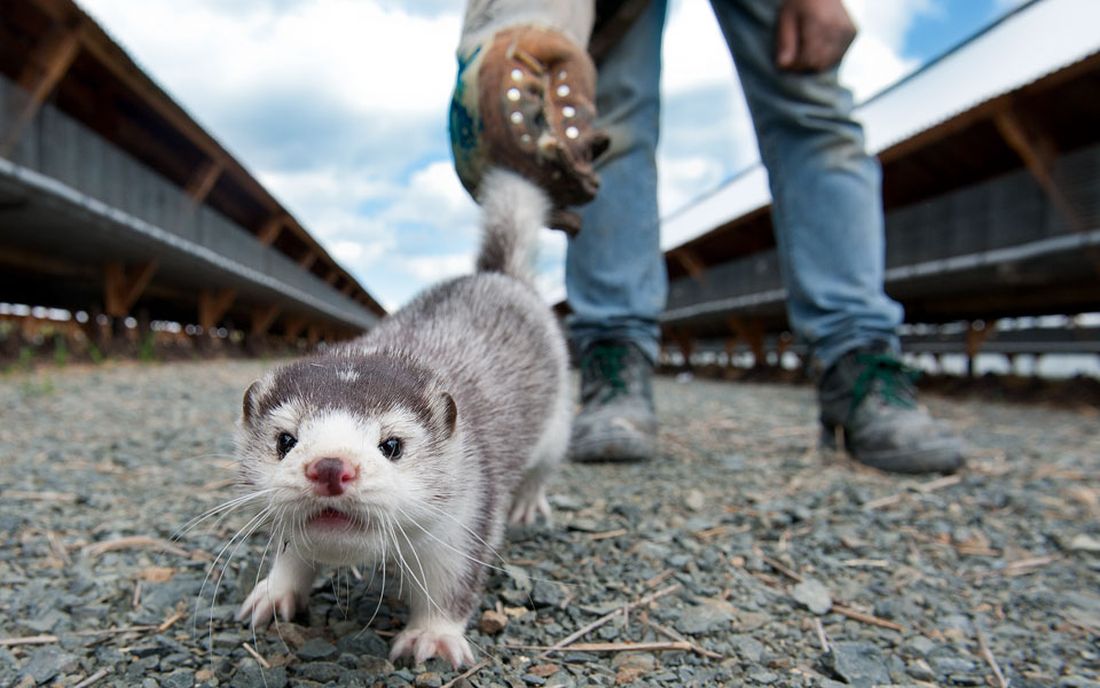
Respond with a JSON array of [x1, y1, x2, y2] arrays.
[[582, 343, 630, 403], [850, 353, 920, 418]]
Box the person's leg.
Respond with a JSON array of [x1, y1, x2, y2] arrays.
[[708, 0, 963, 473], [567, 0, 669, 364], [709, 0, 901, 371], [566, 0, 669, 462]]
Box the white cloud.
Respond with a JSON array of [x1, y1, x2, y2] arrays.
[[77, 0, 936, 310], [81, 0, 461, 121], [842, 0, 933, 99], [404, 254, 473, 282]]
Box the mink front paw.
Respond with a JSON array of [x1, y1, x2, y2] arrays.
[[389, 619, 475, 669], [509, 483, 552, 526], [236, 576, 310, 628]]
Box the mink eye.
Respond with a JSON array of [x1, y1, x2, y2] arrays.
[[378, 437, 402, 461], [276, 432, 297, 459]]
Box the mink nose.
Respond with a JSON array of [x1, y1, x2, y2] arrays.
[[305, 457, 357, 496]]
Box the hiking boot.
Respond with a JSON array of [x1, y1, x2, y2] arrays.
[[570, 341, 658, 462], [818, 344, 964, 474]]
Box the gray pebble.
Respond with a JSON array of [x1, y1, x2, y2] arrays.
[[675, 599, 737, 635], [531, 580, 567, 608], [730, 635, 765, 663], [19, 647, 78, 686], [295, 637, 338, 660], [791, 578, 832, 615], [822, 642, 891, 686], [295, 661, 350, 682]]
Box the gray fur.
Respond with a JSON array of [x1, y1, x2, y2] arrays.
[[235, 169, 570, 665]]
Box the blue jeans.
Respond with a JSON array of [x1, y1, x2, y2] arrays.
[[566, 0, 903, 371]]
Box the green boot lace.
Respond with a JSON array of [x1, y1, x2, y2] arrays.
[[582, 343, 630, 403], [848, 353, 921, 420]]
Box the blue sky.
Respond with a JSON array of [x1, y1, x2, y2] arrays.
[[79, 0, 1025, 312]]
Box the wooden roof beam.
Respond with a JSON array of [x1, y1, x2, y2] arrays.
[[185, 158, 224, 205], [257, 215, 286, 246], [298, 250, 319, 270], [993, 105, 1084, 232], [672, 247, 707, 283]]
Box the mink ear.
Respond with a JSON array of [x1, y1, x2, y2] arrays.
[[438, 392, 457, 440], [242, 380, 263, 425]]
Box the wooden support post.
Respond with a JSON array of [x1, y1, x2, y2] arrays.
[[993, 108, 1084, 232], [197, 288, 236, 332], [184, 158, 224, 205], [776, 332, 792, 368], [674, 330, 695, 369], [965, 320, 997, 378], [1, 23, 82, 156], [257, 216, 285, 246], [250, 304, 280, 338], [104, 261, 158, 318], [728, 317, 767, 368], [723, 336, 740, 367], [283, 316, 307, 343], [307, 325, 321, 348]]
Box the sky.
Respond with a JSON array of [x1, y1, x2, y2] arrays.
[[78, 0, 1027, 312]]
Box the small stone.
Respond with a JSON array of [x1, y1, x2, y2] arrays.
[[1069, 534, 1100, 553], [22, 610, 66, 633], [505, 565, 532, 593], [791, 578, 832, 615], [414, 671, 443, 688], [548, 494, 584, 511], [735, 611, 769, 631], [747, 669, 778, 684], [822, 641, 891, 686], [730, 635, 765, 663], [162, 670, 196, 688], [566, 518, 603, 533], [230, 663, 272, 688], [521, 674, 547, 686], [611, 652, 656, 672], [684, 489, 706, 512], [478, 609, 508, 635], [675, 599, 737, 635], [358, 656, 395, 675], [338, 629, 388, 658], [19, 647, 78, 686], [526, 663, 559, 678], [928, 652, 978, 675], [544, 673, 577, 688], [907, 658, 936, 681], [905, 635, 936, 658], [614, 666, 647, 685], [296, 661, 348, 683], [531, 580, 567, 608], [295, 637, 337, 660]]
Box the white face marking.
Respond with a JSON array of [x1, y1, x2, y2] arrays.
[[241, 402, 459, 565]]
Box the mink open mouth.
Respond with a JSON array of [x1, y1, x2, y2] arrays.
[[308, 508, 360, 529]]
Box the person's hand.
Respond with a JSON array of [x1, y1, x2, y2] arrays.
[[775, 0, 857, 73]]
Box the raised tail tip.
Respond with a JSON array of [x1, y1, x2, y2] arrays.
[[475, 169, 549, 280]]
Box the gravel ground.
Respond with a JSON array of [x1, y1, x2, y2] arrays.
[[1, 360, 1098, 688]]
